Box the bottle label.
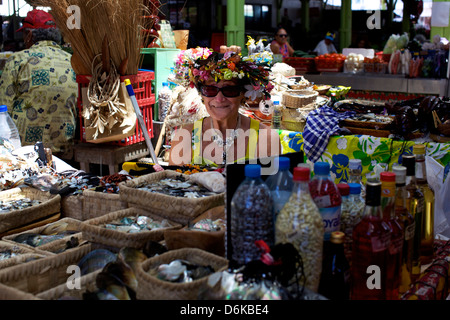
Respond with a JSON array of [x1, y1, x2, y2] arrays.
[[314, 195, 332, 208], [319, 206, 341, 240], [389, 236, 404, 255], [405, 223, 415, 241], [371, 232, 390, 252]]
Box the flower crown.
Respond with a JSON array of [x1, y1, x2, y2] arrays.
[[172, 46, 274, 99]]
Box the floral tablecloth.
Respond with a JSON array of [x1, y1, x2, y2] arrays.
[[279, 130, 450, 184]]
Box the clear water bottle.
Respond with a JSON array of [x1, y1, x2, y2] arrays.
[[265, 156, 293, 220], [348, 158, 365, 197], [230, 164, 274, 266], [0, 105, 21, 150], [158, 82, 172, 122], [271, 95, 282, 129]]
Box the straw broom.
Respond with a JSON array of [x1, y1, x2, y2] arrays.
[[46, 0, 159, 75]]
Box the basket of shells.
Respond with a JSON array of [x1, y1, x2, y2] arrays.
[[118, 170, 225, 225], [2, 217, 84, 254], [282, 90, 319, 109], [0, 187, 61, 234], [135, 247, 229, 300], [80, 207, 182, 249], [0, 240, 51, 272]]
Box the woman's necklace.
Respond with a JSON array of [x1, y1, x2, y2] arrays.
[[210, 115, 241, 165]]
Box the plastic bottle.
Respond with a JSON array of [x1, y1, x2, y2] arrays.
[[380, 171, 403, 300], [275, 166, 323, 292], [271, 95, 282, 129], [309, 162, 342, 241], [230, 164, 274, 266], [351, 181, 391, 300], [0, 105, 21, 150], [412, 144, 435, 265], [340, 183, 364, 264], [318, 231, 350, 300], [265, 156, 293, 220], [158, 82, 172, 122], [348, 158, 365, 197]]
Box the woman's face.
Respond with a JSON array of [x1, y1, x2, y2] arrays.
[[200, 79, 244, 122], [275, 29, 288, 45]]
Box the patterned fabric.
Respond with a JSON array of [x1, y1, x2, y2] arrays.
[[302, 105, 355, 162], [191, 117, 260, 165], [271, 40, 289, 59], [0, 40, 78, 156], [279, 130, 450, 184]]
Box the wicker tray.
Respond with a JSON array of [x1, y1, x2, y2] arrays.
[[341, 116, 394, 130], [135, 248, 229, 300], [0, 243, 93, 295], [118, 170, 225, 225], [0, 240, 51, 272], [82, 189, 129, 221], [61, 194, 84, 221], [2, 217, 84, 254], [80, 207, 182, 249], [282, 90, 319, 109], [0, 187, 61, 234]]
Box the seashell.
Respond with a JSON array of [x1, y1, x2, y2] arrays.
[[77, 249, 117, 276], [118, 247, 147, 270]]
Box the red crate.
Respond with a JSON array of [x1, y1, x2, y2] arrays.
[[77, 70, 156, 146], [283, 57, 316, 73]]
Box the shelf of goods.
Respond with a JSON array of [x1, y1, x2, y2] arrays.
[[300, 72, 449, 98]]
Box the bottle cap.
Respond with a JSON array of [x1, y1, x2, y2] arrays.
[[293, 166, 310, 181], [413, 144, 426, 155], [314, 162, 330, 176], [245, 164, 261, 178], [349, 158, 362, 170], [402, 155, 416, 176], [330, 231, 345, 244], [348, 183, 361, 194], [380, 171, 396, 182], [365, 181, 381, 206], [392, 165, 406, 184], [337, 183, 350, 196], [0, 105, 7, 112], [278, 157, 290, 171]]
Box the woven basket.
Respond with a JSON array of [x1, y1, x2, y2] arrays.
[[36, 269, 102, 300], [282, 90, 319, 109], [80, 207, 182, 249], [0, 282, 41, 300], [82, 189, 129, 221], [61, 194, 84, 221], [164, 205, 226, 256], [0, 187, 61, 234], [282, 120, 306, 132], [0, 240, 51, 271], [118, 170, 225, 225], [0, 243, 92, 295], [2, 217, 84, 254], [135, 248, 229, 300]]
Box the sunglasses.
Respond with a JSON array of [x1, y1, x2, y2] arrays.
[[277, 34, 288, 38], [200, 85, 243, 98]]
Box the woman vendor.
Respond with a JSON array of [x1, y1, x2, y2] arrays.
[[169, 51, 281, 167]]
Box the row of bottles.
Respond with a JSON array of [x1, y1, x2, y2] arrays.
[[229, 150, 435, 300]]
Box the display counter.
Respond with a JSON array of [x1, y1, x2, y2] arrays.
[[279, 130, 450, 183], [302, 72, 449, 97]]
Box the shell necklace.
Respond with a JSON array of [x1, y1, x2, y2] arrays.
[[210, 115, 241, 165]]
